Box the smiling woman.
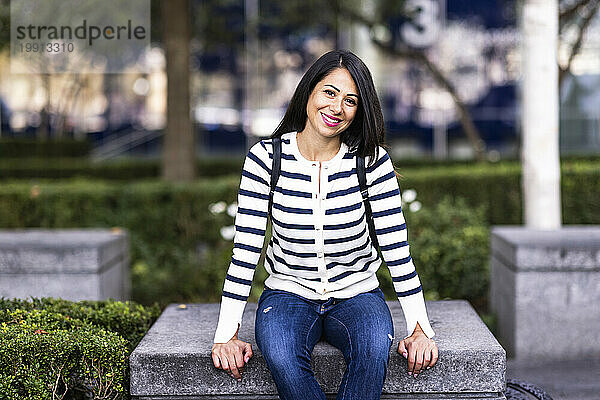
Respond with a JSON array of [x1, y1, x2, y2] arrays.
[[297, 68, 360, 161], [211, 50, 438, 400], [270, 50, 386, 166], [308, 69, 359, 132]]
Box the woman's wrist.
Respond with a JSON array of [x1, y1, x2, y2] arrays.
[[411, 322, 424, 335]]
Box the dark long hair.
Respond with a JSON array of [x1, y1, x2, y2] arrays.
[[270, 49, 387, 167]]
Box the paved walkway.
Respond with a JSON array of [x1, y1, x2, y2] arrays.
[[506, 358, 600, 400]]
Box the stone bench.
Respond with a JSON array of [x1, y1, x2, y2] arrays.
[[130, 300, 507, 399], [0, 228, 130, 302]]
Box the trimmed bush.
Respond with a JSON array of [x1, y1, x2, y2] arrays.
[[0, 154, 597, 182], [0, 159, 597, 308], [406, 196, 490, 301], [0, 297, 161, 400], [0, 157, 244, 180], [369, 196, 489, 304], [0, 158, 160, 181], [0, 139, 90, 158], [397, 160, 600, 225], [398, 162, 523, 225], [0, 297, 161, 353]]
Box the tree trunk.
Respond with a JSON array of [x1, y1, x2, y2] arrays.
[[521, 0, 561, 229], [162, 0, 195, 181], [38, 74, 50, 140]]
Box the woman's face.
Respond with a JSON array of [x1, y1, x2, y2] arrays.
[[304, 68, 359, 140]]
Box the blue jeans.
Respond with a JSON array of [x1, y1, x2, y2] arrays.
[[255, 287, 394, 400]]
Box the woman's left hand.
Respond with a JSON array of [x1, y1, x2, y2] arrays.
[[397, 323, 438, 378]]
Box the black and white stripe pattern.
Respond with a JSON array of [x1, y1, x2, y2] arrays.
[[214, 131, 435, 343]]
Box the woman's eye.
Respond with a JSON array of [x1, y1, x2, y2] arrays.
[[345, 98, 357, 106], [324, 89, 335, 96]]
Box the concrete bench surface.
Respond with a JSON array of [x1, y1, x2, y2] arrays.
[[130, 300, 506, 400]]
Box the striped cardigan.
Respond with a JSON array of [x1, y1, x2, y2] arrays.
[[213, 131, 435, 343]]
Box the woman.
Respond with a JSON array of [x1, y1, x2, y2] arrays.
[[212, 49, 438, 400]]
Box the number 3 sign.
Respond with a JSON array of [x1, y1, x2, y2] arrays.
[[401, 0, 445, 48]]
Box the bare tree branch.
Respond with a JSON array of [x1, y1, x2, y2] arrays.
[[560, 0, 593, 23], [559, 0, 600, 86], [335, 3, 487, 161]]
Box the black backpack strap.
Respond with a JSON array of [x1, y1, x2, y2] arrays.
[[357, 154, 380, 252], [268, 137, 282, 219]]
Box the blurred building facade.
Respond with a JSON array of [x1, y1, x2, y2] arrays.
[[0, 0, 598, 160]]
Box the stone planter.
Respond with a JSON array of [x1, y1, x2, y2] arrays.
[[490, 226, 600, 360], [0, 228, 130, 301]]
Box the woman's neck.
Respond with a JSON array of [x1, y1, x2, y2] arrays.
[[296, 129, 341, 162]]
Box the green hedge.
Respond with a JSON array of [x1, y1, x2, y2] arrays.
[[1, 154, 598, 181], [394, 153, 600, 168], [403, 196, 490, 301], [0, 139, 91, 158], [0, 157, 244, 180], [397, 160, 600, 225], [0, 158, 160, 180], [0, 160, 597, 309], [0, 297, 161, 400], [0, 177, 240, 307]]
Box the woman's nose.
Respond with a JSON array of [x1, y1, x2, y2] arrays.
[[329, 99, 342, 114]]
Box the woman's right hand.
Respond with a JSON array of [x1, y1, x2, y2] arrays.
[[211, 335, 253, 381]]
